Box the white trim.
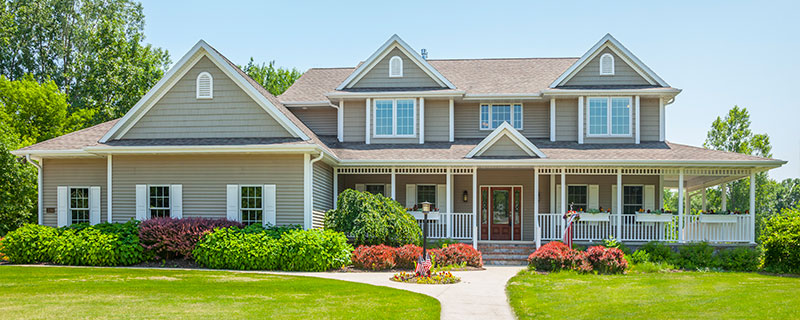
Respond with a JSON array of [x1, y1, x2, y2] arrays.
[[577, 97, 584, 144], [281, 101, 332, 107], [448, 98, 454, 142], [303, 153, 311, 229], [372, 98, 417, 138], [472, 167, 478, 248], [466, 122, 546, 158], [659, 97, 665, 141], [238, 184, 266, 225], [389, 56, 403, 77], [146, 184, 171, 218], [419, 97, 425, 144], [599, 53, 615, 75], [338, 99, 344, 142], [107, 155, 112, 223], [586, 96, 633, 137], [195, 71, 213, 99], [635, 95, 641, 144], [479, 103, 524, 131], [542, 88, 681, 96], [365, 98, 371, 144], [326, 90, 464, 99], [550, 99, 556, 141], [336, 34, 455, 90], [100, 40, 309, 143], [550, 34, 669, 88]]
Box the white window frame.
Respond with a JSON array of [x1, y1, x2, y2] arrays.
[[373, 98, 416, 138], [389, 56, 403, 77], [147, 185, 171, 218], [479, 103, 524, 131], [69, 186, 91, 225], [586, 97, 632, 137], [415, 184, 437, 209], [196, 71, 213, 99], [599, 53, 615, 75], [239, 184, 265, 225], [622, 184, 644, 214], [566, 184, 588, 211]]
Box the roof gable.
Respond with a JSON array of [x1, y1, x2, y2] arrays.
[[466, 122, 546, 158], [550, 34, 669, 88], [336, 35, 455, 90], [100, 40, 310, 142]]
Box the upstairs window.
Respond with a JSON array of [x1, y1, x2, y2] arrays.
[[196, 72, 213, 99], [389, 56, 403, 77], [599, 53, 615, 75], [374, 99, 415, 137], [588, 97, 631, 136], [480, 104, 523, 130]]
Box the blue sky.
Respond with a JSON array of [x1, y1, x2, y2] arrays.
[[138, 0, 798, 180]]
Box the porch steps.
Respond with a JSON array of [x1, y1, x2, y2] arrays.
[[478, 243, 537, 266]]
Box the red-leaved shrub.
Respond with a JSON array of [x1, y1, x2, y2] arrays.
[[352, 245, 396, 270], [431, 243, 483, 267], [395, 244, 422, 269], [139, 217, 243, 260], [527, 241, 582, 272], [584, 245, 628, 274]]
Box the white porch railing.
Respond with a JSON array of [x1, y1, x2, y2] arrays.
[[537, 213, 753, 243], [414, 212, 474, 240]]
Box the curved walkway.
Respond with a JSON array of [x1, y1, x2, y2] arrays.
[[269, 266, 525, 320]]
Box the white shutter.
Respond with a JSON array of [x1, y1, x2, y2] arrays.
[[406, 184, 417, 209], [89, 186, 101, 225], [555, 184, 562, 214], [588, 185, 599, 210], [135, 184, 147, 221], [436, 184, 447, 212], [644, 185, 655, 211], [611, 185, 618, 214], [264, 184, 276, 227], [355, 184, 366, 192], [57, 186, 69, 227], [384, 184, 392, 197], [170, 184, 183, 219], [226, 184, 239, 221]]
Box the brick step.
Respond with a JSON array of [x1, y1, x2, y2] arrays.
[[478, 247, 535, 254], [481, 253, 530, 260], [482, 259, 528, 266]]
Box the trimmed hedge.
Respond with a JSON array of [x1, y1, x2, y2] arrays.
[[760, 208, 800, 274], [528, 242, 628, 274], [395, 244, 423, 269], [138, 217, 243, 260], [324, 189, 421, 246], [431, 243, 483, 267], [527, 242, 581, 272], [352, 245, 396, 270], [584, 246, 628, 274]]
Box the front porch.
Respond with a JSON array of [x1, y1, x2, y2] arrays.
[[333, 166, 762, 247]]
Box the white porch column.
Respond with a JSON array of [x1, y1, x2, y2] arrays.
[[332, 170, 338, 209], [534, 168, 540, 248], [560, 168, 566, 236], [635, 95, 641, 144], [472, 167, 478, 248], [577, 96, 584, 144], [616, 169, 622, 239], [550, 99, 556, 142], [721, 183, 727, 212], [419, 97, 425, 144], [448, 98, 454, 142], [338, 99, 344, 142], [701, 188, 707, 212], [365, 98, 371, 144], [446, 167, 452, 239], [678, 168, 685, 243], [107, 155, 113, 223], [686, 191, 692, 215], [749, 170, 756, 244], [390, 167, 396, 200]]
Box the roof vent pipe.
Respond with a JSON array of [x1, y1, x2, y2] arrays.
[[421, 49, 428, 60]]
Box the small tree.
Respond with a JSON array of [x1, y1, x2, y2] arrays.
[[324, 189, 421, 247]]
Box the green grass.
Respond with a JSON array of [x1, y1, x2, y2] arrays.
[[507, 270, 800, 319], [0, 266, 439, 319]]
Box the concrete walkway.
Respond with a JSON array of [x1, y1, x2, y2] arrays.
[[269, 266, 525, 320]]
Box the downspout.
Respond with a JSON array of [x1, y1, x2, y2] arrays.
[[26, 154, 43, 225], [307, 153, 324, 229]]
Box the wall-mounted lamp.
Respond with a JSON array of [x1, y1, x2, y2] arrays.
[[463, 190, 469, 202]]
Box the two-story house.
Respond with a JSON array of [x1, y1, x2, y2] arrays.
[[14, 34, 784, 254]]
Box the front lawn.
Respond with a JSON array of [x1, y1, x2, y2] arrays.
[[507, 271, 800, 319], [0, 266, 439, 319]]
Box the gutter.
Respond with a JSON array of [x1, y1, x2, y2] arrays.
[[26, 154, 43, 225]]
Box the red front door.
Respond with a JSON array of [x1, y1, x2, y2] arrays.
[[490, 187, 513, 240], [480, 186, 522, 241]]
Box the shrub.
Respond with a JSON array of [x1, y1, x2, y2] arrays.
[[584, 246, 628, 274], [640, 241, 676, 264], [0, 224, 59, 263], [631, 261, 676, 273], [193, 227, 281, 270], [715, 247, 760, 272], [278, 229, 352, 271], [324, 189, 421, 246], [760, 208, 800, 274], [629, 250, 651, 264], [527, 241, 581, 272], [676, 242, 715, 270], [395, 244, 422, 269], [433, 238, 461, 248], [603, 236, 632, 255], [138, 217, 243, 260], [431, 243, 483, 267], [48, 220, 144, 266], [351, 245, 396, 270]]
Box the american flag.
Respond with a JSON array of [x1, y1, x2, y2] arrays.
[[416, 255, 432, 276], [563, 212, 578, 248]]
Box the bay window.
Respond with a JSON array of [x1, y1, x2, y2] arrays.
[[374, 99, 415, 137], [587, 97, 631, 136], [480, 104, 523, 130]]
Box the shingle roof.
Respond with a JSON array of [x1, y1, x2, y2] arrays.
[[278, 68, 354, 102], [15, 119, 119, 151]]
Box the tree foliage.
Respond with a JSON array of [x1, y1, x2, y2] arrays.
[[240, 58, 302, 96]]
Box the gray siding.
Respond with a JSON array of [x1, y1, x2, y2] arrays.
[[454, 101, 550, 139], [123, 56, 292, 139], [312, 161, 333, 228], [111, 154, 304, 226], [291, 107, 337, 136], [424, 99, 450, 142], [480, 136, 531, 157], [41, 158, 108, 227], [343, 99, 366, 142], [351, 47, 441, 88], [563, 48, 651, 87], [555, 98, 578, 141], [640, 98, 660, 141]]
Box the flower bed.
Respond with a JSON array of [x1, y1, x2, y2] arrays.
[[391, 271, 460, 284], [527, 241, 628, 274]]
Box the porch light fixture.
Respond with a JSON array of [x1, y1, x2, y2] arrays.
[[463, 190, 468, 202]]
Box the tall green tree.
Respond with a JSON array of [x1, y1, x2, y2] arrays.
[[240, 58, 302, 96], [0, 0, 170, 124]]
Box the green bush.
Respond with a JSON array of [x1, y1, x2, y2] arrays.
[[630, 261, 676, 273], [715, 247, 760, 272], [676, 242, 716, 270], [324, 189, 421, 246], [760, 208, 800, 274], [640, 241, 676, 264], [0, 224, 58, 263], [278, 229, 352, 271], [193, 227, 281, 270], [629, 250, 650, 264]]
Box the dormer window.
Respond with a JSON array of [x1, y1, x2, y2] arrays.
[[389, 56, 403, 77], [196, 72, 213, 99], [599, 53, 614, 75]]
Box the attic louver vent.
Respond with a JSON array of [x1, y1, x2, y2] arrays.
[[599, 53, 614, 75], [389, 56, 403, 77], [196, 72, 213, 99]]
